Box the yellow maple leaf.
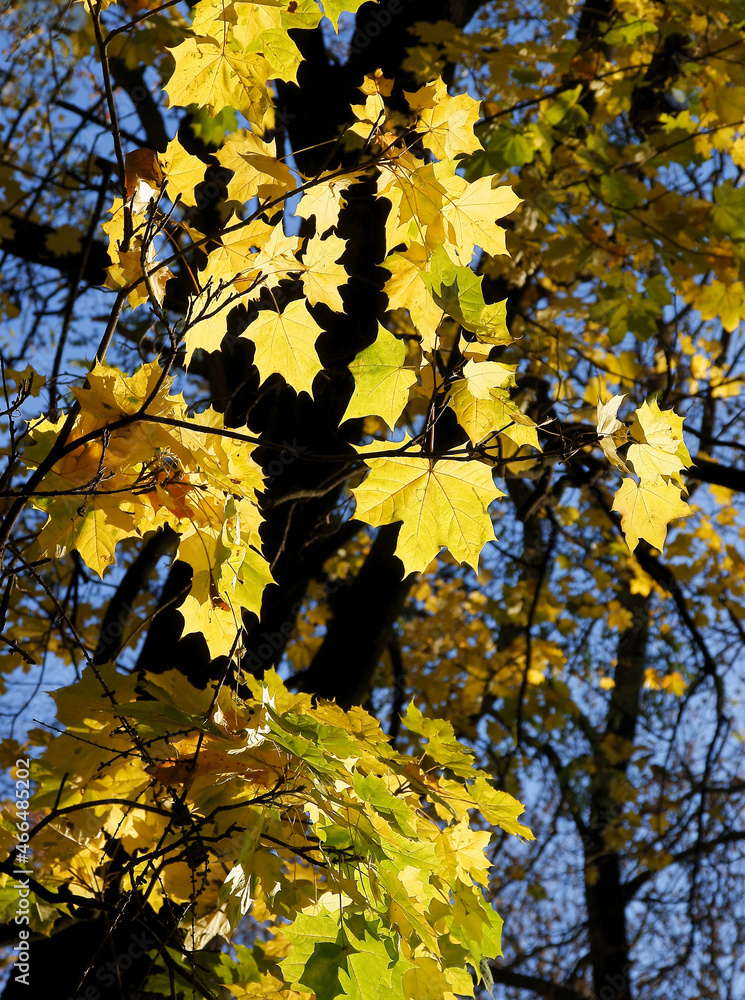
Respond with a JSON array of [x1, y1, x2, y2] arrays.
[[35, 497, 133, 579], [448, 379, 506, 445], [249, 221, 301, 285], [205, 216, 273, 283], [352, 438, 505, 575], [240, 299, 323, 396], [402, 960, 453, 1000], [189, 0, 239, 35], [443, 175, 522, 258], [101, 197, 172, 308], [409, 78, 483, 161], [74, 359, 181, 420], [627, 400, 692, 481], [644, 667, 663, 690], [3, 363, 44, 398], [435, 816, 492, 886], [347, 92, 386, 141], [165, 35, 272, 125], [343, 323, 418, 430], [183, 284, 235, 367], [161, 136, 207, 208], [461, 358, 516, 399], [74, 504, 135, 578], [390, 160, 449, 232], [612, 477, 691, 552], [321, 0, 367, 31], [106, 246, 172, 308], [44, 224, 83, 256], [382, 246, 443, 352], [300, 233, 347, 311], [662, 671, 687, 697], [217, 130, 294, 206], [179, 591, 241, 660], [124, 148, 163, 212], [296, 172, 353, 235], [694, 279, 745, 334], [27, 361, 269, 594], [468, 775, 534, 838]]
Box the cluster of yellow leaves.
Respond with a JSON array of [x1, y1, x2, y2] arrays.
[[643, 667, 687, 697], [23, 361, 270, 656], [23, 0, 701, 692], [0, 668, 532, 999], [397, 572, 552, 726], [165, 1, 317, 128], [597, 396, 692, 552], [20, 0, 541, 674], [400, 0, 744, 568], [343, 78, 527, 573], [154, 4, 531, 577]]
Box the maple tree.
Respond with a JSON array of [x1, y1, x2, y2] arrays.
[[1, 1, 745, 999]]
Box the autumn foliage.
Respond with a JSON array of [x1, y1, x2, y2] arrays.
[[1, 1, 745, 999]]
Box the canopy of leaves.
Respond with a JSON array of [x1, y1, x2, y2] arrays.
[[0, 1, 744, 999]]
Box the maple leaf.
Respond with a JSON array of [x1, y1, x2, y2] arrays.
[[300, 232, 347, 311], [388, 160, 448, 232], [240, 299, 323, 396], [101, 197, 172, 308], [462, 358, 516, 398], [43, 224, 82, 256], [296, 171, 353, 235], [183, 284, 235, 367], [443, 175, 522, 258], [448, 356, 540, 458], [359, 69, 394, 97], [73, 360, 181, 421], [383, 246, 443, 352], [409, 77, 483, 160], [422, 245, 511, 347], [662, 671, 687, 697], [448, 362, 539, 449], [248, 221, 301, 285], [468, 775, 535, 839], [322, 0, 367, 30], [627, 399, 692, 481], [217, 130, 295, 206], [612, 477, 692, 552], [436, 816, 492, 885], [348, 92, 387, 141], [161, 136, 208, 208], [24, 362, 270, 598], [596, 394, 626, 437], [404, 701, 477, 775], [404, 960, 458, 1000], [35, 497, 134, 579], [449, 379, 508, 444], [205, 216, 273, 283], [243, 27, 302, 84], [1, 363, 44, 398], [343, 324, 418, 430], [178, 592, 242, 660], [695, 279, 745, 334], [106, 247, 173, 309], [352, 438, 505, 575], [165, 35, 273, 124]]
